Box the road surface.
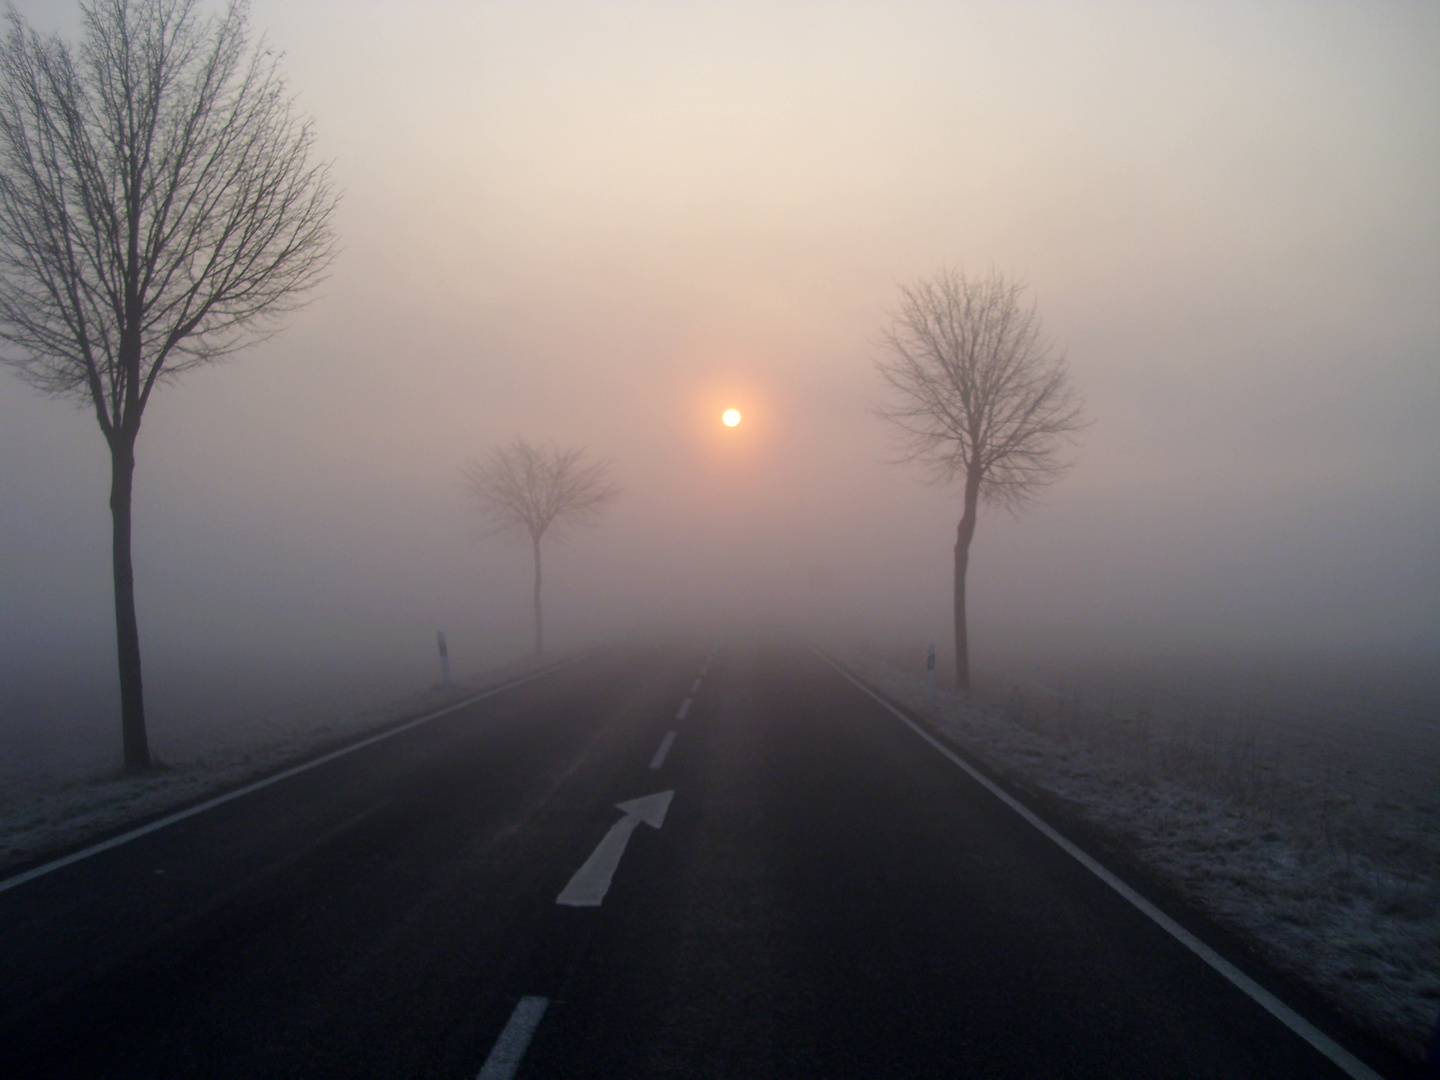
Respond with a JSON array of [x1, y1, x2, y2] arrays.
[[0, 643, 1400, 1077]]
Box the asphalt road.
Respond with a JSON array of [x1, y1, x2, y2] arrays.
[[0, 643, 1400, 1078]]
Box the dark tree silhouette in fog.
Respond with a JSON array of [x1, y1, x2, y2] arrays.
[[875, 268, 1086, 691], [464, 439, 621, 657], [0, 0, 337, 771]]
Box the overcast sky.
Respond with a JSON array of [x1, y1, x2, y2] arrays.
[[1, 0, 1437, 687]]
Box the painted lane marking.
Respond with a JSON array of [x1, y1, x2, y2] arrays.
[[0, 659, 586, 897], [477, 996, 549, 1080], [676, 698, 692, 720], [649, 731, 677, 770], [556, 791, 674, 907], [814, 650, 1383, 1080], [690, 678, 702, 694]]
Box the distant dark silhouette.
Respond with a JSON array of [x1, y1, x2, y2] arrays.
[[463, 439, 620, 657], [875, 268, 1086, 691], [0, 0, 337, 771]]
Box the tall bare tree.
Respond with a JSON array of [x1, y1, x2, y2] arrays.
[[0, 0, 337, 771], [463, 439, 621, 657], [875, 267, 1086, 691]]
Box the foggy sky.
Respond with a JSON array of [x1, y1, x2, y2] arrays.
[[2, 0, 1437, 687]]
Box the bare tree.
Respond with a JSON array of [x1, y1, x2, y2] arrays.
[[463, 439, 621, 657], [875, 268, 1086, 692], [0, 0, 337, 771]]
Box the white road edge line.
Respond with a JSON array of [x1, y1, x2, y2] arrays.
[[676, 697, 692, 720], [0, 659, 586, 897], [814, 649, 1384, 1080], [477, 996, 549, 1080], [650, 731, 677, 770]]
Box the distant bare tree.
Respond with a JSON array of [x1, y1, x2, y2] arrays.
[[463, 439, 621, 657], [0, 0, 337, 771], [875, 268, 1086, 691]]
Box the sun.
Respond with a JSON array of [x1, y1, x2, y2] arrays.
[[722, 408, 742, 427]]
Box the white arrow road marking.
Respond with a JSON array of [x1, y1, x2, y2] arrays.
[[676, 697, 692, 720], [649, 731, 677, 770], [477, 996, 549, 1080], [556, 791, 674, 907]]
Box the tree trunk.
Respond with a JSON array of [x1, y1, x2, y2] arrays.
[[531, 532, 544, 657], [109, 436, 151, 772], [953, 470, 981, 693]]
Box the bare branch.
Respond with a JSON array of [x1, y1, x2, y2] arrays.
[[462, 438, 622, 546], [873, 266, 1088, 510], [0, 0, 338, 446]]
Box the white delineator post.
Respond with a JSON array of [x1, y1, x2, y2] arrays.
[[437, 631, 451, 686]]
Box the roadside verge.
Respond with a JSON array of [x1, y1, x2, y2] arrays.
[[0, 651, 593, 890], [817, 646, 1420, 1078]]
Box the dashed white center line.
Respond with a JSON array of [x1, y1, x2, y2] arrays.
[[690, 678, 702, 693], [676, 697, 692, 720], [649, 731, 677, 770], [477, 996, 549, 1080]]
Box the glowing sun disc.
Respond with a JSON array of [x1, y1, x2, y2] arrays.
[[722, 408, 742, 427]]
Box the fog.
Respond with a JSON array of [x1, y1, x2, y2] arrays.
[[2, 1, 1437, 768]]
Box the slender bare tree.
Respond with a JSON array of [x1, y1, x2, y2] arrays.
[[875, 267, 1086, 691], [463, 439, 621, 657], [0, 0, 337, 771]]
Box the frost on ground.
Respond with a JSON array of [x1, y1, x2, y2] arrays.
[[0, 655, 566, 878], [834, 645, 1440, 1065]]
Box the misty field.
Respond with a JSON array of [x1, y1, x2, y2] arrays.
[[844, 644, 1440, 1063]]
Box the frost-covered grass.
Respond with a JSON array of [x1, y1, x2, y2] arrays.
[[0, 654, 566, 877], [834, 645, 1440, 1065]]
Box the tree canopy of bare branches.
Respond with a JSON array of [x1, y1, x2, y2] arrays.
[[875, 267, 1086, 690], [463, 439, 621, 657], [0, 0, 338, 770]]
